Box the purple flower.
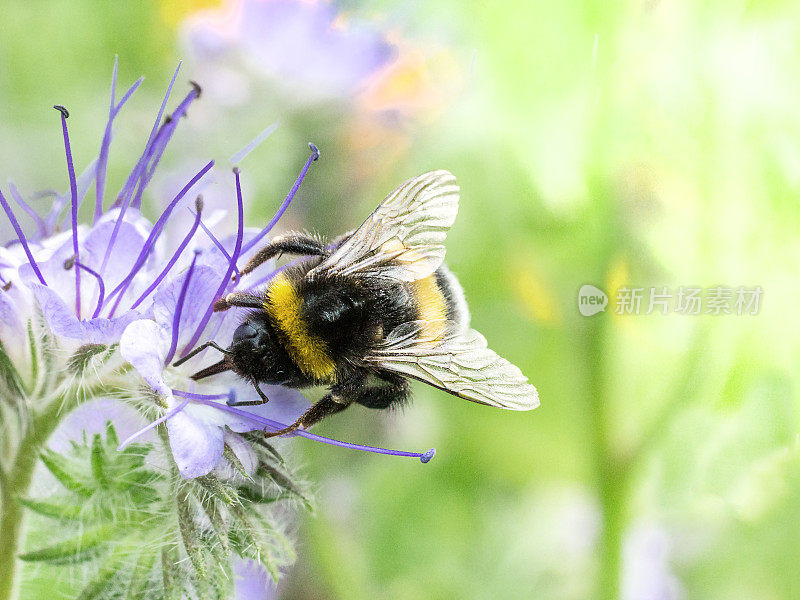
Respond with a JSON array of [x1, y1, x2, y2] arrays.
[[182, 0, 397, 103], [2, 58, 435, 482], [0, 60, 316, 479], [234, 558, 279, 600]]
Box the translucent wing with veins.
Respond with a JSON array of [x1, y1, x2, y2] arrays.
[[307, 170, 459, 282], [366, 321, 539, 411]]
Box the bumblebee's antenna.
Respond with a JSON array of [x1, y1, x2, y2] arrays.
[[172, 340, 229, 368]]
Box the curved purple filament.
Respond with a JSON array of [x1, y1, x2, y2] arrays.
[[184, 392, 435, 463], [165, 250, 200, 365], [241, 143, 319, 254], [95, 58, 144, 224], [179, 168, 244, 358], [116, 398, 191, 451], [75, 262, 106, 319], [102, 62, 181, 273], [56, 106, 81, 318], [129, 204, 204, 311], [8, 183, 47, 238], [0, 187, 46, 285]]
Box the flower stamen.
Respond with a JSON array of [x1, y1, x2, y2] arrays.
[[1, 196, 48, 288], [129, 197, 204, 310], [116, 398, 191, 451], [165, 250, 200, 365], [229, 121, 280, 165], [55, 104, 82, 318], [186, 393, 436, 463], [102, 62, 181, 273], [95, 57, 144, 224], [179, 167, 244, 358], [75, 261, 106, 319], [104, 160, 214, 317], [241, 142, 320, 254], [8, 183, 47, 238], [132, 83, 202, 210], [113, 61, 181, 212]]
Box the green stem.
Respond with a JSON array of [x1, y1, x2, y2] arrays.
[[585, 311, 629, 600], [581, 208, 630, 600], [0, 395, 75, 600]]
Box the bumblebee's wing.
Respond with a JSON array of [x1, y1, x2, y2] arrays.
[[365, 321, 539, 410], [308, 170, 459, 282]]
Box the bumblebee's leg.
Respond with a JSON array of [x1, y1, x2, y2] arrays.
[[239, 233, 328, 277], [263, 393, 350, 438], [353, 373, 410, 409], [227, 381, 270, 407], [213, 291, 265, 312]]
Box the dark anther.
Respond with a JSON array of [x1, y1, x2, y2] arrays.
[[195, 195, 204, 212], [164, 115, 173, 125], [53, 105, 70, 119], [189, 80, 202, 98], [63, 255, 76, 270], [232, 166, 241, 175], [1, 281, 12, 292], [309, 142, 320, 161]]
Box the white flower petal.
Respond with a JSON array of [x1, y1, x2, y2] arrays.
[[166, 409, 225, 478], [120, 319, 171, 397]]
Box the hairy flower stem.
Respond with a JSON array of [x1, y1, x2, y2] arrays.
[[0, 394, 76, 600]]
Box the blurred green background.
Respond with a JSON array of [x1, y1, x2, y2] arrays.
[[2, 1, 800, 598]]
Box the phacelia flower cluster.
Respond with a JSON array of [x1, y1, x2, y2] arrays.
[[0, 59, 433, 482]]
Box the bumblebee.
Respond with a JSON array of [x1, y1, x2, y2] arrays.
[[175, 170, 539, 437]]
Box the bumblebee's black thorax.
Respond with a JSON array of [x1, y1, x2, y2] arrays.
[[228, 259, 462, 389], [258, 264, 413, 383]]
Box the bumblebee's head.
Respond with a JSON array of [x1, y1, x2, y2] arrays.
[[227, 315, 296, 384], [231, 321, 266, 347]]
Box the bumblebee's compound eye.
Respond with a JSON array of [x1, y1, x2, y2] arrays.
[[232, 322, 259, 344]]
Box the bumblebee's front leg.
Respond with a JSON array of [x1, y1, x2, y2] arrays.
[[263, 374, 409, 438], [263, 375, 363, 438], [263, 392, 351, 438], [240, 233, 328, 277]]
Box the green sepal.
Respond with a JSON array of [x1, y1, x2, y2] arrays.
[[257, 462, 313, 510], [18, 496, 85, 522], [68, 343, 110, 374], [90, 433, 109, 488], [125, 550, 157, 600], [241, 432, 285, 465], [161, 546, 182, 600], [75, 547, 127, 600], [0, 337, 24, 399], [39, 449, 93, 496], [26, 320, 39, 395], [223, 443, 250, 478], [19, 524, 116, 564], [176, 484, 207, 580], [196, 493, 230, 556], [195, 473, 237, 506]]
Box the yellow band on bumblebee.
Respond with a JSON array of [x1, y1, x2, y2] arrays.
[[266, 273, 338, 382]]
